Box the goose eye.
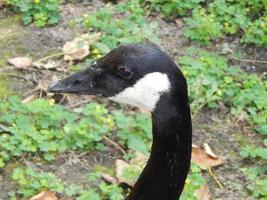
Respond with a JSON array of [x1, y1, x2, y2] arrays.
[[90, 61, 98, 69], [118, 66, 132, 79]]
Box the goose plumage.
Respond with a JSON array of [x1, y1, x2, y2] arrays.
[[48, 43, 192, 200]]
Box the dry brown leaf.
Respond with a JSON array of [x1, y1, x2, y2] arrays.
[[8, 57, 32, 68], [203, 143, 218, 158], [191, 144, 224, 170], [116, 159, 132, 185], [175, 19, 184, 28], [130, 151, 148, 167], [195, 184, 211, 200], [62, 33, 100, 61], [115, 159, 137, 186], [102, 173, 118, 184], [30, 191, 57, 200]]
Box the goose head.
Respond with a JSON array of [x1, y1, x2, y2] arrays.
[[48, 43, 191, 200], [48, 43, 186, 112]]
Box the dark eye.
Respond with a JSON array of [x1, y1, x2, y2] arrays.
[[118, 66, 133, 79], [90, 60, 98, 69]]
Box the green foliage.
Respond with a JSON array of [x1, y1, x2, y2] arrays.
[[113, 111, 152, 153], [11, 167, 64, 198], [181, 163, 206, 200], [242, 167, 267, 199], [7, 0, 60, 27], [0, 97, 114, 167], [242, 15, 267, 47], [77, 171, 124, 200], [81, 0, 160, 53], [150, 0, 267, 46], [180, 49, 267, 198], [240, 146, 267, 159], [76, 163, 205, 200], [150, 0, 204, 17], [179, 49, 267, 126], [184, 8, 223, 44]]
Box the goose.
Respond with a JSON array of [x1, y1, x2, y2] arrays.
[[48, 43, 192, 200]]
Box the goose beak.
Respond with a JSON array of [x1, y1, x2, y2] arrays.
[[48, 68, 99, 95]]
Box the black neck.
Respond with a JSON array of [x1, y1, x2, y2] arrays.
[[126, 92, 192, 200]]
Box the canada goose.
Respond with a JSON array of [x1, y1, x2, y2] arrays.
[[48, 43, 192, 200]]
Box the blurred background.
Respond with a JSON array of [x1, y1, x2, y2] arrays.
[[0, 0, 266, 199]]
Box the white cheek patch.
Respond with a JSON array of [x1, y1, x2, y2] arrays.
[[108, 72, 170, 111]]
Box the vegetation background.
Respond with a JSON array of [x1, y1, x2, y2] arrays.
[[0, 0, 266, 199]]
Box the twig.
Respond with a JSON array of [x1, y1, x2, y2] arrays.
[[230, 56, 267, 64], [22, 87, 40, 98], [0, 72, 33, 84], [208, 167, 225, 190], [34, 52, 65, 64], [102, 135, 127, 155], [66, 99, 92, 109]]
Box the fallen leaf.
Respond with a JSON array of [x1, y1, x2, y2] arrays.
[[62, 33, 100, 61], [130, 151, 148, 167], [30, 191, 57, 200], [195, 184, 211, 200], [8, 57, 32, 68], [202, 143, 218, 158], [102, 173, 118, 184], [33, 60, 61, 70], [116, 159, 132, 185], [175, 19, 184, 28], [191, 144, 224, 170], [115, 159, 140, 187]]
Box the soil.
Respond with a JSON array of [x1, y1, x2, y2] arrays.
[[0, 1, 266, 200]]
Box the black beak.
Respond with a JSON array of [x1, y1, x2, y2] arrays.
[[48, 68, 99, 95]]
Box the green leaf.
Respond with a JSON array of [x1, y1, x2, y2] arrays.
[[95, 42, 110, 54], [256, 125, 267, 135]]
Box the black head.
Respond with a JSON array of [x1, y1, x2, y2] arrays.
[[48, 43, 186, 111]]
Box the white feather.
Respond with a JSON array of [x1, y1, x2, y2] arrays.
[[109, 72, 170, 111]]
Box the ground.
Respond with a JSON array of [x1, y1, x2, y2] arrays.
[[0, 1, 266, 200]]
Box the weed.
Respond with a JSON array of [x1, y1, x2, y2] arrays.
[[150, 0, 204, 17], [179, 49, 267, 125], [184, 8, 223, 44], [151, 0, 267, 46], [11, 167, 64, 198], [0, 97, 114, 167], [81, 0, 160, 54], [179, 48, 267, 198], [6, 0, 60, 27]]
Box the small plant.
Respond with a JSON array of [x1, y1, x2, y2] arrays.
[[184, 8, 223, 44], [150, 0, 266, 46], [179, 49, 267, 125], [180, 163, 206, 200], [77, 171, 124, 200], [180, 48, 267, 198], [150, 0, 204, 17], [11, 167, 64, 198], [113, 111, 152, 153], [0, 97, 114, 167], [242, 15, 267, 47], [81, 0, 160, 53], [7, 0, 61, 27], [242, 167, 267, 199]]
